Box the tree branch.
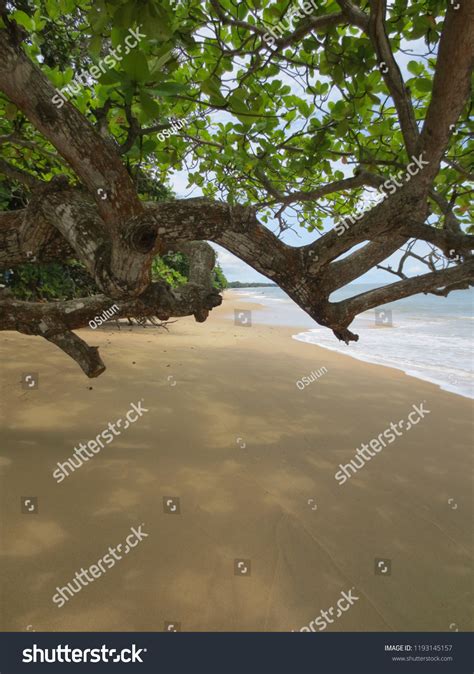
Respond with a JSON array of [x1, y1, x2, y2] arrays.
[[0, 25, 145, 229], [259, 170, 376, 206], [367, 0, 419, 156], [334, 259, 474, 326], [0, 240, 222, 375], [0, 157, 44, 189], [417, 1, 474, 183]]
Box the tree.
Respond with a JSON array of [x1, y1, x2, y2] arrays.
[[0, 0, 472, 377]]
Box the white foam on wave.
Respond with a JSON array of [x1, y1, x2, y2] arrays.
[[227, 285, 473, 398], [292, 328, 473, 399]]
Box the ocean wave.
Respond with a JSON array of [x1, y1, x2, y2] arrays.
[[292, 330, 473, 399]]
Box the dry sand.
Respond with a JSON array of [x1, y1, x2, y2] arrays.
[[0, 293, 472, 632]]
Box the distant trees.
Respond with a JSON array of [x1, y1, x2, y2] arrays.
[[227, 282, 276, 288]]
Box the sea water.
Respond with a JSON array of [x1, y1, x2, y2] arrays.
[[227, 285, 473, 399]]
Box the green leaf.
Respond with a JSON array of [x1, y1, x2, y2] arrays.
[[228, 91, 248, 115], [201, 77, 226, 104], [121, 51, 150, 82], [139, 91, 161, 119], [410, 17, 427, 39], [99, 69, 124, 85], [114, 2, 137, 28], [89, 35, 103, 58], [143, 4, 174, 40], [150, 81, 187, 96], [414, 78, 432, 93], [149, 49, 174, 76], [58, 0, 76, 14], [12, 10, 34, 32], [407, 60, 423, 76]]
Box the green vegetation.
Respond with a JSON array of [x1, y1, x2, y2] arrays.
[[227, 282, 276, 288], [2, 252, 227, 301], [0, 173, 227, 299]]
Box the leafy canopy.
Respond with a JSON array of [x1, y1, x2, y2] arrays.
[[0, 0, 472, 234]]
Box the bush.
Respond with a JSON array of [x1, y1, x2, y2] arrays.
[[2, 254, 227, 300]]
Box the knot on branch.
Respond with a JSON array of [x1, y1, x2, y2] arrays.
[[183, 285, 222, 322], [125, 218, 159, 254], [125, 224, 158, 255]]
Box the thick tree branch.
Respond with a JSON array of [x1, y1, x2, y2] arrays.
[[417, 1, 474, 183], [333, 259, 474, 326], [335, 0, 369, 31], [0, 24, 145, 230], [46, 331, 106, 378], [402, 222, 474, 258], [0, 239, 222, 375], [368, 0, 419, 156]]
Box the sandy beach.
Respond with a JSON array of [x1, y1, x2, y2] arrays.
[[0, 292, 472, 633]]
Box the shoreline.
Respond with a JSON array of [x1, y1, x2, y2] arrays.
[[292, 331, 473, 401], [225, 289, 473, 400]]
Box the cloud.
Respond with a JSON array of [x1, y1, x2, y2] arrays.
[[212, 244, 268, 282]]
